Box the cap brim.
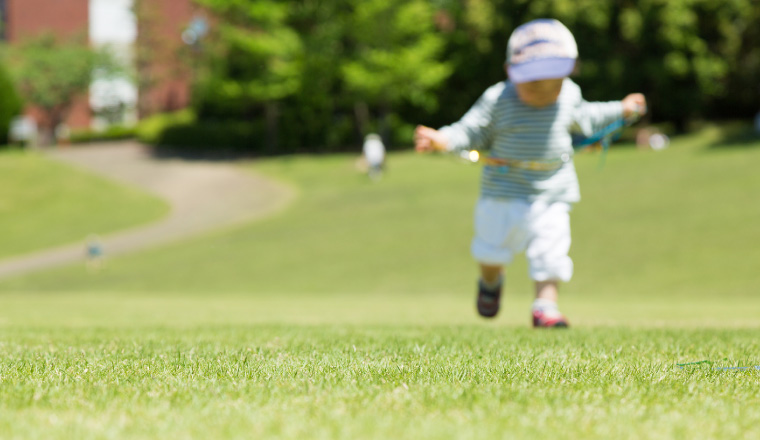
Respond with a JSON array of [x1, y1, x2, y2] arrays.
[[507, 58, 576, 84]]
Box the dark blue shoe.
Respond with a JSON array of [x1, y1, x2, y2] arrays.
[[477, 280, 502, 318]]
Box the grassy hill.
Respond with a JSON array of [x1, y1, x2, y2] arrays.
[[0, 125, 758, 327], [0, 127, 758, 440], [0, 149, 168, 260]]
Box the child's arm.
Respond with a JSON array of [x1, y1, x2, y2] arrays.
[[415, 82, 504, 154], [573, 92, 647, 136], [414, 125, 449, 152], [622, 93, 647, 119]]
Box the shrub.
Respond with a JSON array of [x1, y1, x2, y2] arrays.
[[135, 109, 196, 145], [69, 125, 137, 144], [154, 119, 267, 154], [0, 64, 23, 146]]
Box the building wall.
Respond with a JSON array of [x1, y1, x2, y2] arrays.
[[6, 0, 89, 41], [6, 0, 91, 130], [135, 0, 196, 117], [0, 0, 8, 40], [5, 0, 196, 133]]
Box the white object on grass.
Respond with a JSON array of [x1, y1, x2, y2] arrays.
[[649, 133, 670, 151], [9, 116, 37, 145], [363, 133, 385, 180]]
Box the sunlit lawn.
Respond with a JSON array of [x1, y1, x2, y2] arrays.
[[1, 126, 759, 439], [0, 148, 168, 259], [1, 326, 758, 439]]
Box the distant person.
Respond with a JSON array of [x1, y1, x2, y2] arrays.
[[85, 234, 105, 272], [636, 127, 669, 151], [648, 133, 669, 151], [9, 116, 38, 148], [362, 133, 386, 180], [414, 19, 647, 327]]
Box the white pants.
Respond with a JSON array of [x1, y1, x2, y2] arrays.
[[471, 198, 573, 282]]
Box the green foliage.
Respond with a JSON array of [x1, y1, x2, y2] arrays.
[[186, 0, 452, 151], [2, 34, 123, 143], [420, 0, 760, 129], [135, 109, 196, 144], [341, 0, 452, 111], [507, 0, 760, 126], [155, 120, 265, 153], [0, 61, 22, 145], [68, 125, 137, 144], [193, 0, 303, 110], [408, 0, 514, 127], [136, 109, 268, 153], [153, 0, 760, 152], [4, 35, 114, 113]]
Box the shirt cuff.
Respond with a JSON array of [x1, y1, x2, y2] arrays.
[[438, 126, 464, 152]]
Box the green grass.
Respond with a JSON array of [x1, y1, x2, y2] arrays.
[[1, 126, 759, 439], [1, 326, 758, 439], [0, 149, 168, 259], [2, 125, 759, 324]]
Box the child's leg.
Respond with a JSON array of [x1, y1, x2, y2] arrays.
[[477, 264, 503, 318], [532, 280, 568, 327], [471, 198, 528, 318], [480, 264, 503, 286], [526, 202, 572, 327], [534, 280, 558, 302]]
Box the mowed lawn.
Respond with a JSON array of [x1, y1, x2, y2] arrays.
[[0, 149, 168, 260], [0, 126, 759, 439], [1, 326, 758, 439]]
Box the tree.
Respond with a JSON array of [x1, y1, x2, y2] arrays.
[[428, 0, 760, 129], [0, 61, 23, 145], [503, 0, 760, 127], [283, 0, 354, 150], [341, 0, 452, 143], [2, 34, 122, 144], [412, 0, 516, 128], [193, 0, 303, 151], [133, 0, 188, 118], [142, 0, 760, 154]]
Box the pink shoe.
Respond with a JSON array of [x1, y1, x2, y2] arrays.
[[532, 308, 569, 328]]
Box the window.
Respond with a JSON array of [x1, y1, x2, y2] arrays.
[[0, 0, 6, 40]]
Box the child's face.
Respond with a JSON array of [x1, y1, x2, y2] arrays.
[[513, 78, 564, 108]]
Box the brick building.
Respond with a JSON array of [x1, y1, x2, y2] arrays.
[[1, 0, 196, 132], [3, 0, 91, 130]]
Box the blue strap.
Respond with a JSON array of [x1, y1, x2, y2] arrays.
[[572, 118, 627, 150], [571, 117, 632, 169]]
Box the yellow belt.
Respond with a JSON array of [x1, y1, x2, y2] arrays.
[[479, 154, 571, 171]]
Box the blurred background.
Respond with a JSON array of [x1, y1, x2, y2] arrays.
[[2, 8, 759, 439], [0, 1, 759, 328], [1, 0, 759, 152]]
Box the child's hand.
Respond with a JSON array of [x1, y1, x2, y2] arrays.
[[622, 93, 647, 119], [414, 125, 449, 152]]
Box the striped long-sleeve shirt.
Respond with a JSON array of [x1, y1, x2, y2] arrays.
[[440, 78, 623, 203]]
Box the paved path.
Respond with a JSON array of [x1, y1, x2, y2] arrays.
[[0, 141, 295, 280]]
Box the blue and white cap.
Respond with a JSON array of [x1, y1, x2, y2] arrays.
[[506, 19, 578, 84]]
